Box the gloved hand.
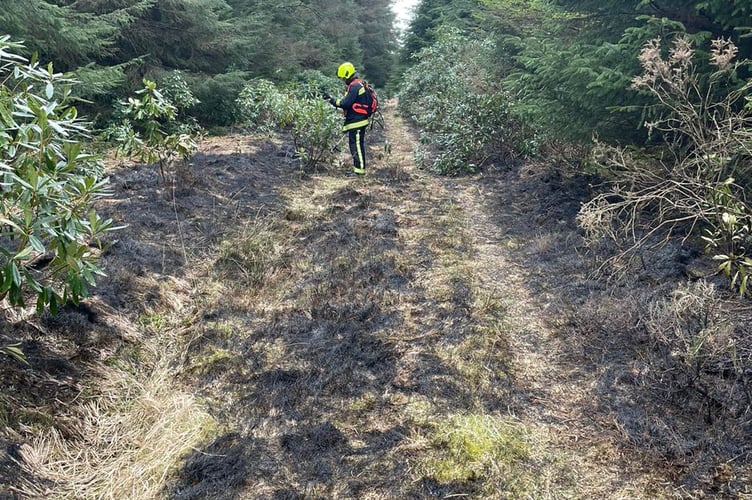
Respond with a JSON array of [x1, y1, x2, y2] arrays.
[[322, 92, 330, 101]]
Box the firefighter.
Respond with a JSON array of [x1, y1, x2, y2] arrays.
[[323, 62, 371, 177]]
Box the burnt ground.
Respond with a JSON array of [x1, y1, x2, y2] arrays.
[[2, 103, 752, 498]]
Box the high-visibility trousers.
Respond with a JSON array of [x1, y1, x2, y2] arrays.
[[348, 126, 367, 174]]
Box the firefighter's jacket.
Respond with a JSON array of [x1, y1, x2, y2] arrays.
[[332, 78, 370, 131]]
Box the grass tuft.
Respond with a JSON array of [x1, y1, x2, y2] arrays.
[[421, 413, 580, 498], [16, 362, 217, 500], [425, 413, 531, 484], [215, 218, 279, 289]]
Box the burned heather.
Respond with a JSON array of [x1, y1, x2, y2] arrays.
[[2, 108, 752, 498]]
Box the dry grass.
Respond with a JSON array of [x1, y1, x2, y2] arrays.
[[3, 224, 220, 498], [15, 360, 216, 499], [6, 107, 752, 499], [215, 217, 284, 289]]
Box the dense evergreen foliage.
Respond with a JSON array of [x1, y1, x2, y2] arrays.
[[398, 0, 480, 67], [0, 0, 397, 126], [400, 0, 752, 145], [0, 37, 115, 314]]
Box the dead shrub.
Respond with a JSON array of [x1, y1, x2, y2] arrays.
[[645, 281, 752, 421], [578, 35, 752, 295]]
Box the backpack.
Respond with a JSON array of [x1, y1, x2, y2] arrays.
[[362, 81, 384, 129], [361, 81, 378, 117]]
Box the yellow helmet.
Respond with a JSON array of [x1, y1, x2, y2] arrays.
[[337, 62, 356, 80]]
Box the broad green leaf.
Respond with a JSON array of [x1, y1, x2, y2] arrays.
[[28, 234, 45, 253], [1, 343, 28, 365], [10, 262, 21, 285], [1, 266, 11, 292], [14, 245, 33, 260]]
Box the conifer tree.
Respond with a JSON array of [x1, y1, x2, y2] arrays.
[[0, 0, 404, 126], [0, 0, 120, 71], [399, 0, 479, 64], [354, 0, 398, 87]]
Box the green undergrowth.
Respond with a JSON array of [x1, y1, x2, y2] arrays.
[[424, 414, 534, 490]]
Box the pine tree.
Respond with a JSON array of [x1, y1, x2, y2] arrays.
[[0, 0, 120, 71], [354, 0, 398, 88], [114, 0, 235, 73], [399, 0, 479, 64]]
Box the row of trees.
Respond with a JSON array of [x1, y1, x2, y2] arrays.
[[0, 0, 398, 126], [401, 0, 752, 144]]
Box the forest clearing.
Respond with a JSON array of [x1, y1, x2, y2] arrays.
[[1, 102, 749, 498], [2, 1, 752, 498]]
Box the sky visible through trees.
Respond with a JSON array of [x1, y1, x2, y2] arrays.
[[392, 0, 419, 31]]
